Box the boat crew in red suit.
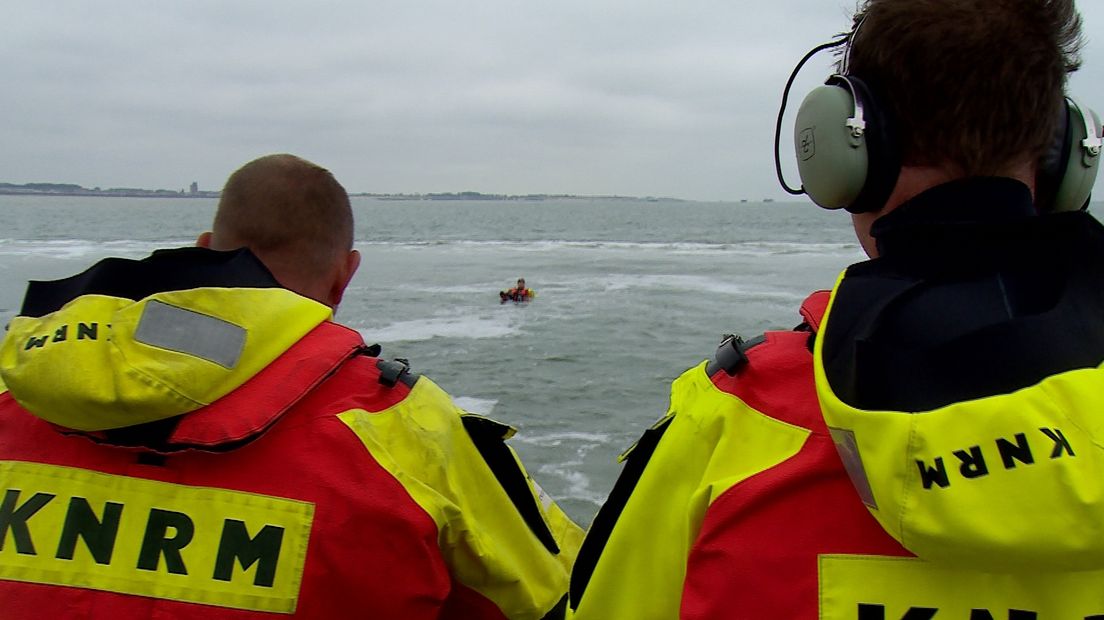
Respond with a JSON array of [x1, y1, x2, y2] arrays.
[[0, 154, 582, 619]]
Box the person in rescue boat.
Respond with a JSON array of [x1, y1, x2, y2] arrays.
[[500, 277, 534, 303], [568, 0, 1104, 618], [0, 154, 583, 619]]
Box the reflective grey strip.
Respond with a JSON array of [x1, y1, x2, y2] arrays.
[[828, 426, 877, 509], [134, 300, 246, 369]]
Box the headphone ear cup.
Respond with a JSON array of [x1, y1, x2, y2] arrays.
[[793, 81, 869, 210], [793, 76, 899, 213], [1043, 98, 1102, 213]]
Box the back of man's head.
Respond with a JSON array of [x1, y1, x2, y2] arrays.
[[846, 0, 1084, 176], [203, 154, 359, 308]]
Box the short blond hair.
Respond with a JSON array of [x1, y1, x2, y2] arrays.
[[214, 154, 353, 278]]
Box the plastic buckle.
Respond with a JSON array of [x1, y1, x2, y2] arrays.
[[713, 333, 750, 376], [377, 358, 411, 387]]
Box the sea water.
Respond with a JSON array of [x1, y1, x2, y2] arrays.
[[0, 194, 865, 525]]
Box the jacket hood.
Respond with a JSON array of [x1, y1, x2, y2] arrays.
[[0, 248, 333, 432], [815, 269, 1104, 571]]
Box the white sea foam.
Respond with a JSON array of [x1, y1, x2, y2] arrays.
[[358, 238, 859, 257], [584, 273, 805, 301], [536, 462, 606, 505], [522, 432, 613, 505], [512, 431, 611, 446], [739, 241, 861, 257], [0, 238, 193, 259], [360, 314, 520, 343], [451, 396, 498, 415], [0, 239, 117, 259], [393, 282, 496, 295]]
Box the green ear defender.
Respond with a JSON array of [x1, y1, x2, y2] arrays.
[[791, 75, 900, 213], [773, 36, 899, 214], [792, 83, 868, 210]]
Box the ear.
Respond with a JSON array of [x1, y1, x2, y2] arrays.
[[196, 231, 213, 248], [328, 249, 361, 308]]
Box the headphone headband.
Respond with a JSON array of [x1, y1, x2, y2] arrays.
[[839, 14, 869, 75]]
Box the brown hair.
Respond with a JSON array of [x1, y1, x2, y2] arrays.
[[214, 154, 353, 278], [844, 0, 1083, 175]]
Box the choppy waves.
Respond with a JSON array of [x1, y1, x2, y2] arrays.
[[358, 314, 522, 343], [0, 198, 865, 525], [360, 238, 859, 257], [0, 238, 192, 259]]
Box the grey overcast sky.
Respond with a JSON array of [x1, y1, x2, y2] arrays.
[[2, 2, 1102, 202]]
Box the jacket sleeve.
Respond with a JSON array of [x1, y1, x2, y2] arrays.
[[567, 361, 808, 619], [337, 375, 584, 620]]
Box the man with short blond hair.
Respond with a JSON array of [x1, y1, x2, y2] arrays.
[[0, 153, 582, 619], [198, 153, 360, 309]]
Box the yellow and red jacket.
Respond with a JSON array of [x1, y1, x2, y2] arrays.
[[569, 291, 911, 619], [0, 247, 582, 619], [501, 288, 535, 304], [571, 288, 1104, 618], [570, 181, 1104, 618]]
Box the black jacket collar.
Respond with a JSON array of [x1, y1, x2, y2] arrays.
[[20, 247, 282, 318], [871, 177, 1036, 258]]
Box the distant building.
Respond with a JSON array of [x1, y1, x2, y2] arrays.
[[189, 181, 198, 194]]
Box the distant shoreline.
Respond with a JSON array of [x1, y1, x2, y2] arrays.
[[0, 183, 688, 202], [0, 183, 220, 199]]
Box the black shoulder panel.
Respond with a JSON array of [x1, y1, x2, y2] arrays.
[[99, 416, 183, 455], [20, 247, 281, 317], [540, 594, 568, 620], [569, 415, 674, 610], [461, 415, 560, 554]]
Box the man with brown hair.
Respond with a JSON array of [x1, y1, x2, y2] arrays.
[[569, 1, 1102, 618], [0, 153, 582, 618]]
